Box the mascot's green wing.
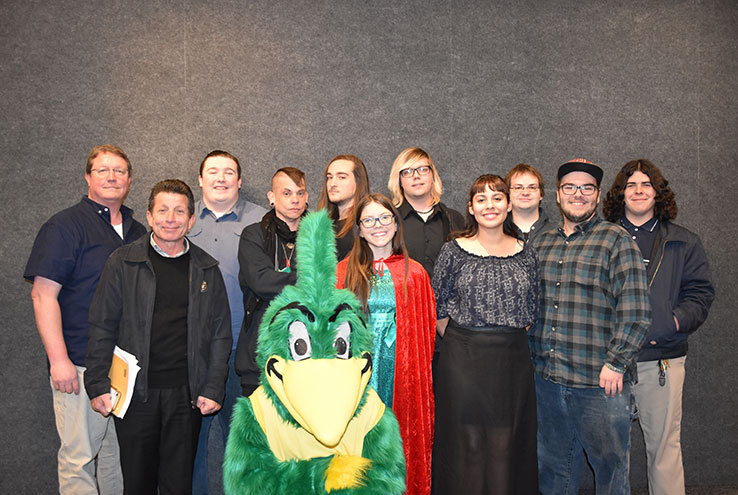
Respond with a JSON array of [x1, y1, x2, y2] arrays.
[[223, 396, 405, 495]]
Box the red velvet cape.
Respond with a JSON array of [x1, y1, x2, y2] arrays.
[[337, 254, 435, 495]]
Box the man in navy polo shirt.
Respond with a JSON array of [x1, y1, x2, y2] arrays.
[[25, 145, 147, 495]]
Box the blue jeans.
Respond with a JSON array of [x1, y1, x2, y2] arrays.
[[535, 374, 635, 495], [192, 351, 241, 495]]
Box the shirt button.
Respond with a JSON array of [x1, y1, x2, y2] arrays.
[[650, 340, 657, 345], [632, 235, 637, 240], [554, 304, 558, 309], [550, 348, 555, 353], [552, 327, 556, 332], [635, 227, 639, 231], [556, 282, 561, 287], [565, 241, 569, 245], [558, 260, 563, 265]]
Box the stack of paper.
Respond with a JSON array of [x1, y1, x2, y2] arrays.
[[108, 346, 141, 418]]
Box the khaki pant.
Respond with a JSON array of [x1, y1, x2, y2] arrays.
[[51, 365, 123, 495], [633, 356, 687, 495]]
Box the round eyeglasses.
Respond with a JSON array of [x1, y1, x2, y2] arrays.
[[559, 184, 598, 196], [359, 213, 395, 228], [399, 166, 432, 178]]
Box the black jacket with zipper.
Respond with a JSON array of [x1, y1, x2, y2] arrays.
[[84, 234, 232, 405], [638, 220, 715, 362]]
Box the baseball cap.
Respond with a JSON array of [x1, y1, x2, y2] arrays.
[[557, 158, 603, 185]]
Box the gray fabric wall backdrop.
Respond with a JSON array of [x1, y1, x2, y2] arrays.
[[1, 0, 736, 492]]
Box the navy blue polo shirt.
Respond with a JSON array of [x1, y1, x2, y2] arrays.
[[24, 197, 147, 366]]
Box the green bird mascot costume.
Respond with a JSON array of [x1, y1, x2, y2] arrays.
[[224, 210, 406, 494]]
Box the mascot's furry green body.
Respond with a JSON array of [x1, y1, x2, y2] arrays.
[[224, 210, 406, 494]]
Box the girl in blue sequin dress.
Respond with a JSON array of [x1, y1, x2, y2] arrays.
[[336, 193, 436, 495]]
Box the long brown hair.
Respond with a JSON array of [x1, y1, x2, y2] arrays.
[[454, 174, 517, 239], [317, 155, 371, 238], [343, 193, 409, 311], [603, 159, 678, 222]]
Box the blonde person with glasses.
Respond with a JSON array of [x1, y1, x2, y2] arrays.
[[504, 163, 555, 243], [387, 147, 464, 277], [336, 193, 436, 495]]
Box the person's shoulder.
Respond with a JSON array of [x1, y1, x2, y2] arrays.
[[406, 257, 428, 275], [662, 220, 701, 242], [241, 219, 263, 237], [440, 202, 465, 221], [44, 198, 90, 225], [592, 218, 632, 239], [237, 199, 268, 223], [189, 240, 220, 267]]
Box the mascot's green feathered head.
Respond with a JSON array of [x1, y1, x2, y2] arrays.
[[256, 210, 374, 448]]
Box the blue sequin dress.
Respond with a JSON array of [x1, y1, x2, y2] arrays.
[[367, 270, 397, 407]]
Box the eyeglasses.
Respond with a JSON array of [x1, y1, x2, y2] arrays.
[[399, 166, 432, 178], [559, 184, 598, 196], [510, 185, 540, 193], [90, 167, 128, 177], [359, 213, 394, 228]]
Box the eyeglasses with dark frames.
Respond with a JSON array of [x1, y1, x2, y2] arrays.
[[559, 184, 598, 196], [359, 213, 395, 228], [399, 166, 432, 178]]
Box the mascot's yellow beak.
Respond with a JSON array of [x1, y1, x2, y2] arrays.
[[266, 354, 372, 448]]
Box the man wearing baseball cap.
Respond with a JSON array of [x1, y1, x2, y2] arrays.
[[530, 158, 651, 494]]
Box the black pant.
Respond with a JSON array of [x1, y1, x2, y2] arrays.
[[114, 385, 202, 495]]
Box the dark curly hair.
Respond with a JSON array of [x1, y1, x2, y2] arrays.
[[603, 159, 678, 222]]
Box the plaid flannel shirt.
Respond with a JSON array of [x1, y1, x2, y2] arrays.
[[530, 214, 651, 387]]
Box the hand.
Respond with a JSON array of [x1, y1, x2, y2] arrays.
[[91, 393, 114, 417], [196, 396, 221, 415], [599, 365, 624, 397], [436, 318, 449, 337], [674, 315, 680, 331], [50, 358, 80, 395]]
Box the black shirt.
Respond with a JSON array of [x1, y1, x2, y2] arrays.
[[619, 216, 659, 268], [397, 201, 465, 276]]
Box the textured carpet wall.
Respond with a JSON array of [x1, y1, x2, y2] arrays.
[[1, 0, 736, 492]]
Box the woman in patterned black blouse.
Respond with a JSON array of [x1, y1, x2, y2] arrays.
[[431, 174, 539, 495]]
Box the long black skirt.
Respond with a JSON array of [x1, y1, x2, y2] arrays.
[[432, 322, 538, 495]]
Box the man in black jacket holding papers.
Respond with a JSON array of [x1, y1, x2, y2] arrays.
[[84, 179, 231, 495]]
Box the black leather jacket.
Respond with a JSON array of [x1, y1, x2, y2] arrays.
[[84, 234, 232, 404], [639, 220, 715, 361]]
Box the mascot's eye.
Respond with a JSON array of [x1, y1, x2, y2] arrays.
[[288, 321, 312, 361], [333, 321, 351, 360]]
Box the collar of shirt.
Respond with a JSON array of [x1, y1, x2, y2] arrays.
[[620, 215, 658, 233], [150, 232, 190, 258], [198, 198, 242, 222], [83, 196, 134, 224], [557, 212, 601, 238], [398, 200, 440, 220]]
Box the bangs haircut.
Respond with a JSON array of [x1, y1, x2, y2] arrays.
[[387, 146, 443, 207]]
